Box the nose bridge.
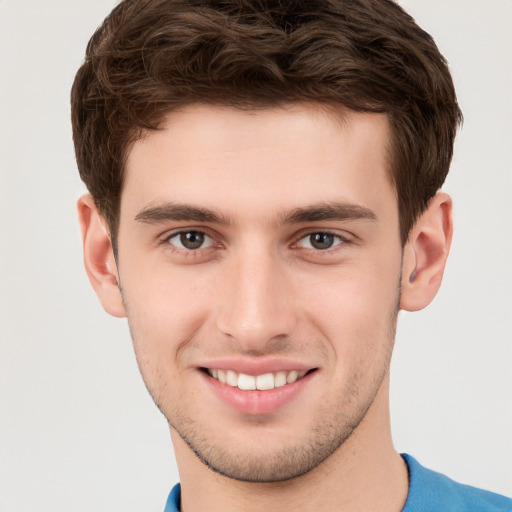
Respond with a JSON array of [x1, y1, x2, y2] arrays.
[[215, 241, 296, 348]]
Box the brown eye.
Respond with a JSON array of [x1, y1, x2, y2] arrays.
[[168, 231, 213, 250]]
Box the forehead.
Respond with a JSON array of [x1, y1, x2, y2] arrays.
[[121, 103, 395, 224]]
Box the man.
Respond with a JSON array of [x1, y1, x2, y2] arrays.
[[71, 0, 511, 511]]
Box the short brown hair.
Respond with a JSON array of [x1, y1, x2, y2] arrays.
[[71, 0, 462, 246]]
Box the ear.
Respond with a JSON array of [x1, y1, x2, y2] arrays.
[[400, 191, 453, 312], [77, 194, 126, 318]]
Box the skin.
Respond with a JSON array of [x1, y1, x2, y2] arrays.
[[78, 103, 452, 512]]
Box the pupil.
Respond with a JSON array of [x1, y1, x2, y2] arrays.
[[180, 231, 204, 249], [311, 233, 333, 250]]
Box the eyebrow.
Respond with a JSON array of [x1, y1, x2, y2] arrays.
[[135, 203, 231, 225], [281, 202, 377, 224], [134, 201, 377, 226]]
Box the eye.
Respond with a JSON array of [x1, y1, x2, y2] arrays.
[[297, 232, 344, 250], [167, 231, 214, 250]]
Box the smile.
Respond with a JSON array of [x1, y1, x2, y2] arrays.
[[206, 368, 309, 390]]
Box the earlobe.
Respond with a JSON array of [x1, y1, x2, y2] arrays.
[[400, 192, 453, 312], [77, 194, 126, 318]]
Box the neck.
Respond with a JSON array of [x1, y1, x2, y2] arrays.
[[171, 376, 408, 512]]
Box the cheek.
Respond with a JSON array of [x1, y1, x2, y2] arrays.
[[119, 265, 215, 410], [299, 258, 401, 356], [119, 260, 214, 362]]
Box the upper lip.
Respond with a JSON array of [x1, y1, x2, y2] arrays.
[[198, 357, 317, 375]]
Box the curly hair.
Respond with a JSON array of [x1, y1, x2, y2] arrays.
[[71, 0, 462, 246]]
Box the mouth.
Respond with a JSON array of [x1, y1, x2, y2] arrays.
[[198, 360, 319, 415], [203, 368, 311, 391]]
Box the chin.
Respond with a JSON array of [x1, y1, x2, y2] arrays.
[[170, 409, 362, 483]]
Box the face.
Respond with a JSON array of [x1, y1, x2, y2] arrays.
[[116, 104, 403, 482]]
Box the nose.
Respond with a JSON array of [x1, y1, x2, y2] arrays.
[[215, 246, 298, 351]]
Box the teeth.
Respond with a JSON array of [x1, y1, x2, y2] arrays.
[[286, 370, 299, 384], [274, 371, 287, 388], [238, 373, 256, 390], [207, 368, 308, 390], [226, 370, 238, 387], [256, 373, 274, 390]]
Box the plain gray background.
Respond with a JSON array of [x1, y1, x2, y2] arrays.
[[1, 1, 511, 510]]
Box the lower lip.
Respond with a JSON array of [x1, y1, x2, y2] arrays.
[[201, 370, 315, 415]]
